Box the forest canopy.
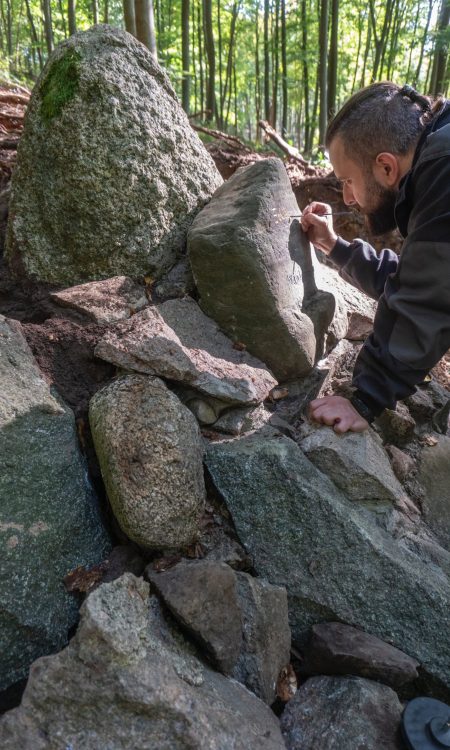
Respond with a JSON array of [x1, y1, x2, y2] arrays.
[[0, 0, 448, 154]]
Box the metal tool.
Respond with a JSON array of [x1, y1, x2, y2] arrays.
[[289, 211, 355, 218]]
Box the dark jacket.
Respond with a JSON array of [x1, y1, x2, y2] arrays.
[[329, 100, 450, 418]]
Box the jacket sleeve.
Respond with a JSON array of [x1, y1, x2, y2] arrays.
[[351, 153, 450, 416], [328, 237, 399, 301]]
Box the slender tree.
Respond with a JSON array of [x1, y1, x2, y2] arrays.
[[202, 0, 216, 122], [182, 0, 190, 112], [318, 0, 329, 143], [135, 0, 158, 57]]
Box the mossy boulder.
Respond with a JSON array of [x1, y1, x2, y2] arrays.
[[6, 25, 222, 285]]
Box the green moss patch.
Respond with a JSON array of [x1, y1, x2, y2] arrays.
[[40, 48, 81, 123]]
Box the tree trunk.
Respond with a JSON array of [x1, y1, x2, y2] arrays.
[[92, 0, 98, 23], [255, 0, 261, 141], [68, 0, 76, 35], [25, 0, 43, 68], [182, 0, 190, 113], [414, 0, 433, 85], [263, 0, 270, 120], [318, 0, 329, 143], [271, 0, 279, 128], [280, 0, 287, 136], [222, 0, 240, 126], [123, 0, 136, 35], [301, 0, 310, 152], [135, 0, 158, 57], [429, 0, 450, 95], [42, 0, 53, 54], [217, 0, 223, 127], [202, 0, 216, 123], [327, 0, 338, 119], [103, 0, 108, 22], [197, 3, 204, 116]]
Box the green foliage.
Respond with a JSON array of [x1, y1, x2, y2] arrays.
[[40, 49, 81, 123]]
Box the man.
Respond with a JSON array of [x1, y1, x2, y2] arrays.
[[300, 82, 450, 434]]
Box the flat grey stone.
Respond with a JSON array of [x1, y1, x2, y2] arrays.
[[0, 574, 286, 750], [301, 622, 419, 688], [6, 26, 222, 285], [214, 403, 273, 435], [300, 425, 406, 507], [89, 373, 205, 549], [50, 276, 148, 324], [280, 676, 403, 750], [205, 433, 450, 693], [188, 157, 335, 380], [0, 315, 111, 692], [95, 297, 277, 405]]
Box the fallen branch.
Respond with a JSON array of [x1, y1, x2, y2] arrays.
[[191, 123, 251, 152], [258, 120, 310, 167]]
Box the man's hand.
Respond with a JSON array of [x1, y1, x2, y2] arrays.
[[300, 201, 338, 255], [309, 395, 369, 434]]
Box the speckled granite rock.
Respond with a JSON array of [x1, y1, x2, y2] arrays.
[[50, 276, 148, 323], [89, 373, 205, 548], [6, 25, 222, 284]]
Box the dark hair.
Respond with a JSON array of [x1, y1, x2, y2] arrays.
[[326, 82, 445, 162]]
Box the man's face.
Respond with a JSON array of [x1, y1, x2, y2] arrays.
[[328, 136, 398, 235]]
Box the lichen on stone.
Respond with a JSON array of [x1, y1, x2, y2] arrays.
[[40, 48, 81, 123]]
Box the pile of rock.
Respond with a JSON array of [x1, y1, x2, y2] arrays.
[[1, 24, 449, 750]]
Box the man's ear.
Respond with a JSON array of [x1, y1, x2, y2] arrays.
[[373, 152, 400, 187]]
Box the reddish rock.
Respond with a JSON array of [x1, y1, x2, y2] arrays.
[[301, 622, 419, 688]]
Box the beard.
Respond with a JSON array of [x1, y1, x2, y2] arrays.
[[362, 179, 398, 236]]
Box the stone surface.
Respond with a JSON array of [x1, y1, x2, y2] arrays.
[[300, 425, 405, 506], [376, 403, 416, 446], [0, 314, 111, 692], [233, 571, 291, 704], [146, 560, 290, 704], [6, 26, 222, 285], [50, 275, 148, 323], [346, 310, 374, 340], [205, 433, 450, 692], [0, 574, 286, 749], [89, 373, 205, 548], [95, 297, 277, 405], [214, 403, 273, 435], [417, 434, 450, 550], [146, 560, 243, 673], [153, 255, 195, 299], [386, 445, 416, 483], [188, 157, 336, 381], [301, 622, 419, 688], [280, 676, 404, 750]]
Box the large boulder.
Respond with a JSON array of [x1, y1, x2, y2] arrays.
[[0, 314, 111, 692], [0, 574, 286, 749], [188, 158, 336, 381], [89, 373, 206, 548], [6, 25, 222, 285], [205, 433, 450, 694]]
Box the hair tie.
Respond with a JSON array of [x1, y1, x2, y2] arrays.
[[399, 85, 431, 112]]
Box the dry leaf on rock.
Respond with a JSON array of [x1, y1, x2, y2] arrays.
[[276, 664, 297, 702], [64, 561, 109, 592]]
